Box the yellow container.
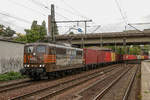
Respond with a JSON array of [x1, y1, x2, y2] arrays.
[[111, 52, 116, 62], [141, 56, 144, 59]]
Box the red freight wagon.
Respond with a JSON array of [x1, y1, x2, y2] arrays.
[[97, 51, 106, 63], [105, 52, 112, 62], [144, 55, 148, 59], [133, 55, 137, 60], [123, 55, 137, 60], [128, 55, 137, 60], [84, 48, 98, 65], [116, 54, 123, 61]]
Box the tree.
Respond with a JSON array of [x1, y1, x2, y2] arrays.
[[0, 24, 16, 37], [106, 45, 141, 55], [15, 33, 27, 42], [69, 31, 74, 35], [4, 27, 16, 37], [0, 25, 4, 35], [41, 21, 47, 38], [31, 20, 37, 29], [25, 20, 47, 43]]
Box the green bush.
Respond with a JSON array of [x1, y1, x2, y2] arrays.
[[0, 71, 26, 81]]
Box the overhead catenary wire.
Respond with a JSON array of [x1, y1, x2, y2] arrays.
[[30, 0, 49, 10], [55, 12, 72, 21], [55, 5, 87, 21], [114, 0, 142, 32], [30, 0, 95, 34], [0, 19, 25, 29], [0, 11, 31, 24], [7, 0, 47, 16], [61, 0, 90, 20], [30, 0, 56, 14], [91, 25, 101, 33], [128, 24, 142, 32], [128, 22, 150, 25], [114, 0, 128, 25], [30, 1, 72, 21]]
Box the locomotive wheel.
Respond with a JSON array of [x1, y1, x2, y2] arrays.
[[33, 75, 41, 80]]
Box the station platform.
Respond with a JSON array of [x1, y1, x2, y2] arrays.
[[141, 60, 150, 100]]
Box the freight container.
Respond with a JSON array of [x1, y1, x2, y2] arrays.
[[111, 52, 116, 62], [97, 51, 106, 63], [84, 48, 98, 65], [144, 55, 148, 59], [105, 52, 112, 62]]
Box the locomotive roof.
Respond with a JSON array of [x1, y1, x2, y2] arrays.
[[87, 46, 112, 51], [25, 42, 83, 51]]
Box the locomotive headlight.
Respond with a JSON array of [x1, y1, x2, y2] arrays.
[[39, 65, 42, 67], [42, 65, 45, 67], [27, 65, 29, 67]]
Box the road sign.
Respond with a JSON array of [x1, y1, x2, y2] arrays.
[[78, 28, 83, 32]]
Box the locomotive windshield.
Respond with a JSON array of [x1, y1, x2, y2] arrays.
[[25, 46, 34, 53], [36, 45, 46, 53]]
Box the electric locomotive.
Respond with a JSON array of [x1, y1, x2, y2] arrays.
[[20, 43, 83, 79]]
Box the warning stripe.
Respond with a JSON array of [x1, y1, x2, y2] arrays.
[[24, 54, 26, 63], [24, 55, 33, 63], [44, 55, 56, 63]]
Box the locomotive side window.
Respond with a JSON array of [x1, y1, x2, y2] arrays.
[[56, 48, 66, 55], [25, 46, 34, 53], [49, 47, 55, 54], [77, 51, 82, 56], [37, 46, 46, 53]]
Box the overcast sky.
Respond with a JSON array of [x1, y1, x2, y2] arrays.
[[0, 0, 150, 34]]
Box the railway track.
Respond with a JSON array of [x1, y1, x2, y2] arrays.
[[93, 64, 138, 100], [45, 64, 137, 100], [9, 64, 123, 100], [0, 78, 31, 93], [122, 65, 138, 100], [124, 64, 141, 100]]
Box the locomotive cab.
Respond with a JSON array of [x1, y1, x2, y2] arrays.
[[21, 43, 55, 79]]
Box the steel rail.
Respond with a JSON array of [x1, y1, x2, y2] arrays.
[[93, 66, 132, 100], [122, 65, 139, 100], [10, 65, 120, 100], [0, 79, 31, 93]]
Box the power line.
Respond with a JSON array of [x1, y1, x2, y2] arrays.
[[129, 22, 150, 25], [61, 0, 90, 20], [30, 0, 71, 20], [114, 0, 142, 32], [57, 25, 73, 27], [30, 0, 50, 10], [114, 0, 128, 25], [127, 24, 142, 32], [55, 12, 72, 21], [55, 5, 75, 15], [0, 11, 31, 24], [55, 5, 87, 20], [8, 0, 46, 16], [0, 20, 26, 30], [92, 25, 101, 33]]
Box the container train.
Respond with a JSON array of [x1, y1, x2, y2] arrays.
[[20, 43, 148, 79]]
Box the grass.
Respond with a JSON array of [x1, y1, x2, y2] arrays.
[[0, 71, 26, 81]]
